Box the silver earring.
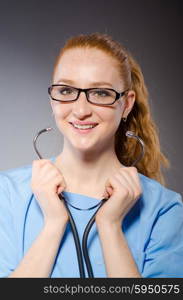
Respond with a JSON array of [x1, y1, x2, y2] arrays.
[[122, 117, 127, 122]]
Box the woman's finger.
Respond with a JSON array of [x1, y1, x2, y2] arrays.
[[104, 175, 127, 198], [118, 167, 142, 197]]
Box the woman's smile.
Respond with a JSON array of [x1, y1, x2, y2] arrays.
[[69, 121, 99, 134]]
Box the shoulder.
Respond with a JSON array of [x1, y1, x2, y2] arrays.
[[0, 157, 56, 205], [0, 163, 33, 207], [0, 163, 32, 188], [137, 174, 183, 278], [138, 172, 182, 217]]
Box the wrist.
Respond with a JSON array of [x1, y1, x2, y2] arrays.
[[96, 218, 122, 232], [44, 217, 68, 233]]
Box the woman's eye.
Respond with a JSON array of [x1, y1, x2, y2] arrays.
[[94, 90, 110, 97], [59, 88, 73, 95]]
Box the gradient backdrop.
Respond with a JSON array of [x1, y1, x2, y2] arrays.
[[0, 0, 182, 194]]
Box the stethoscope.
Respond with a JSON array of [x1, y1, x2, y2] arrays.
[[33, 128, 145, 278]]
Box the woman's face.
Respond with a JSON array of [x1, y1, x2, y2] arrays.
[[51, 47, 135, 153]]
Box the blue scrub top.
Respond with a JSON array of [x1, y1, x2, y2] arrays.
[[0, 158, 183, 278]]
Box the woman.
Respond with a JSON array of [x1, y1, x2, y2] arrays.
[[0, 33, 183, 278]]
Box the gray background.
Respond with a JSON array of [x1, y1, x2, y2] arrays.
[[0, 0, 182, 194]]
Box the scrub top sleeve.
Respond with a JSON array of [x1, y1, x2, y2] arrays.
[[142, 190, 183, 278], [0, 174, 18, 277]]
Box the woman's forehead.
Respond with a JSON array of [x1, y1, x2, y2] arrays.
[[53, 48, 122, 87], [58, 47, 118, 67]]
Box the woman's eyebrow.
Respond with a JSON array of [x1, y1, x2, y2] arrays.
[[55, 78, 113, 88], [90, 81, 113, 88], [56, 78, 75, 85]]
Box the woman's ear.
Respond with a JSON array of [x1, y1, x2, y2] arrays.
[[122, 90, 135, 118]]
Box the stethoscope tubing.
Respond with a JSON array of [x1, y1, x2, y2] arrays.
[[82, 199, 106, 277], [60, 193, 106, 278], [59, 193, 86, 278], [33, 127, 145, 278]]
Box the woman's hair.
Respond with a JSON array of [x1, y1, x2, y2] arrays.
[[52, 33, 170, 186]]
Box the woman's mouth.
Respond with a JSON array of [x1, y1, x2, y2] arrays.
[[69, 122, 98, 134]]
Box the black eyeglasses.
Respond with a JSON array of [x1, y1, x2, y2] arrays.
[[48, 84, 129, 106]]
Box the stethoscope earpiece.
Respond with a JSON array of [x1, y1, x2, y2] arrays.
[[125, 131, 145, 166]]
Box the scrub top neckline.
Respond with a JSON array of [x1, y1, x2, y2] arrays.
[[49, 156, 104, 210], [61, 191, 103, 210]]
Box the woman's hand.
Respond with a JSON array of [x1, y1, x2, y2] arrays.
[[96, 166, 142, 226], [31, 159, 69, 224]]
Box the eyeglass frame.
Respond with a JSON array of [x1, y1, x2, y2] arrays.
[[48, 84, 129, 106]]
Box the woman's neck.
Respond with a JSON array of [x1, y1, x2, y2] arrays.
[[54, 146, 123, 198]]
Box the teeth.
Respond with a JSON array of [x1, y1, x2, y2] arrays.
[[73, 124, 96, 129]]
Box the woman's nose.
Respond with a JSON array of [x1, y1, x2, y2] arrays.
[[72, 91, 92, 117]]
